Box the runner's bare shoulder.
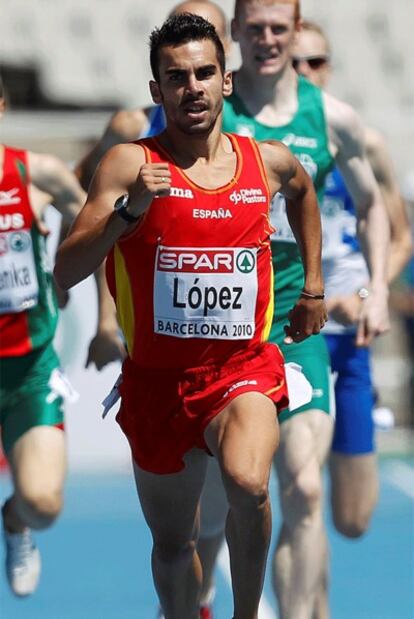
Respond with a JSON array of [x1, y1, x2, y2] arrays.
[[258, 140, 297, 185], [108, 107, 153, 142], [92, 142, 147, 189]]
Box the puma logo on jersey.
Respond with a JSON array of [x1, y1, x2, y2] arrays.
[[0, 213, 25, 230], [169, 187, 194, 199], [0, 189, 21, 206]]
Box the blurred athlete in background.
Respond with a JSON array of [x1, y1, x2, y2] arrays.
[[204, 1, 390, 617], [293, 19, 411, 617], [0, 75, 122, 598]]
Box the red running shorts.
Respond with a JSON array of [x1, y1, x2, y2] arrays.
[[117, 342, 288, 474]]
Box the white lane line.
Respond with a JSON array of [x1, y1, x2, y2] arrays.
[[217, 543, 277, 619], [383, 461, 414, 500]]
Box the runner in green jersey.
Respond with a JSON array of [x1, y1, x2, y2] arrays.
[[227, 3, 389, 618], [223, 74, 333, 421]]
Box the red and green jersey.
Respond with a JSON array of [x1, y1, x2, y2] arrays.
[[0, 146, 58, 357], [106, 133, 275, 370]]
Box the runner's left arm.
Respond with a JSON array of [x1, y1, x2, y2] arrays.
[[259, 140, 327, 343]]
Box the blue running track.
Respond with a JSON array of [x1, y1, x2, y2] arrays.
[[1, 457, 413, 619]]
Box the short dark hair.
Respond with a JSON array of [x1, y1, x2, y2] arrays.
[[149, 13, 225, 82]]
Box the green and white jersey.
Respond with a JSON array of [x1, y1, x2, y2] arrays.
[[223, 76, 334, 333]]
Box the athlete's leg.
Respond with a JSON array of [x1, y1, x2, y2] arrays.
[[327, 334, 378, 538], [204, 391, 279, 619], [1, 346, 66, 532], [2, 426, 66, 532], [311, 554, 329, 619], [329, 453, 378, 538], [272, 335, 333, 619], [0, 346, 66, 597], [133, 448, 208, 619], [198, 457, 228, 604], [273, 410, 333, 619]]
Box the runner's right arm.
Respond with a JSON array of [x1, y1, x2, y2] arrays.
[[54, 143, 171, 290], [326, 127, 412, 327], [365, 127, 412, 283], [324, 93, 390, 345]]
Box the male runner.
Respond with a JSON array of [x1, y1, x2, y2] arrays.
[[54, 14, 327, 619], [293, 21, 411, 615], [0, 76, 121, 597], [216, 2, 390, 618], [75, 4, 232, 615]]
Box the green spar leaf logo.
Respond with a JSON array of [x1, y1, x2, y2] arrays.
[[236, 250, 255, 274]]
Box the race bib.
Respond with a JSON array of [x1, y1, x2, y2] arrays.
[[269, 193, 296, 243], [0, 230, 39, 314], [321, 197, 358, 260], [270, 152, 317, 244], [153, 246, 258, 339]]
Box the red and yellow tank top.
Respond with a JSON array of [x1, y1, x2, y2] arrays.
[[0, 146, 58, 357], [106, 133, 274, 370]]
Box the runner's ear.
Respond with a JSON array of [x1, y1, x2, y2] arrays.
[[149, 80, 162, 105], [223, 70, 233, 98]]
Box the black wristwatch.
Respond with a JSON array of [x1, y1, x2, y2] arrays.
[[114, 194, 139, 223]]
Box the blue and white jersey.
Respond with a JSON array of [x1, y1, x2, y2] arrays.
[[321, 167, 368, 334]]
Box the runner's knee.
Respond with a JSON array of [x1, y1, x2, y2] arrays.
[[20, 488, 63, 529], [332, 508, 371, 539], [223, 467, 269, 512], [282, 466, 322, 522], [154, 537, 197, 564]]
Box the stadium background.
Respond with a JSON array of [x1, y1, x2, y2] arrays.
[[0, 1, 413, 617]]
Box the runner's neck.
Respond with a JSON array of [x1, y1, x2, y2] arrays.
[[233, 65, 299, 127], [158, 121, 229, 167]]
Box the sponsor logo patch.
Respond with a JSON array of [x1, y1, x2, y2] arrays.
[[169, 187, 194, 199], [282, 133, 318, 149], [230, 188, 266, 205], [154, 246, 258, 340]]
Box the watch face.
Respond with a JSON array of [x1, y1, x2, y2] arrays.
[[114, 194, 137, 223], [115, 194, 129, 210], [358, 287, 370, 300]]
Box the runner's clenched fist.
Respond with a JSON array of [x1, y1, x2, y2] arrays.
[[128, 162, 171, 216]]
